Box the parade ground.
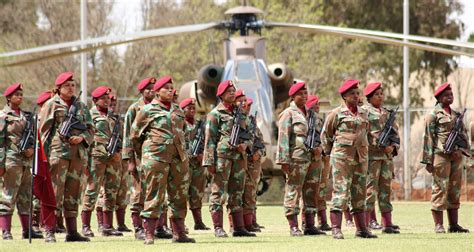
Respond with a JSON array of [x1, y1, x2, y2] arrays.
[[1, 201, 472, 252]]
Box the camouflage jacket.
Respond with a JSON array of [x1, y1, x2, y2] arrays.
[[421, 103, 470, 165], [184, 118, 198, 154], [90, 106, 119, 160], [246, 114, 265, 157], [0, 105, 32, 168], [39, 94, 94, 160], [202, 103, 249, 167], [363, 103, 400, 160], [130, 99, 187, 163], [122, 97, 147, 160], [276, 101, 311, 164], [321, 104, 369, 162]]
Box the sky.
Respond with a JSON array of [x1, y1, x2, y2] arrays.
[[109, 0, 474, 66]]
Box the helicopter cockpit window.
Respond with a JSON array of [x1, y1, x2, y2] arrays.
[[235, 60, 258, 81]]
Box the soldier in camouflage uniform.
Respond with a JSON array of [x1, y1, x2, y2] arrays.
[[122, 77, 156, 240], [81, 86, 123, 237], [0, 83, 44, 240], [241, 96, 265, 232], [301, 94, 327, 235], [202, 81, 256, 238], [421, 83, 470, 233], [180, 98, 210, 230], [130, 76, 195, 244], [39, 72, 94, 242], [470, 122, 474, 169], [321, 79, 377, 239], [362, 82, 400, 234]]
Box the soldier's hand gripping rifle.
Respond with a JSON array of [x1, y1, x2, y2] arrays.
[[58, 91, 87, 139], [106, 112, 121, 158], [229, 103, 250, 148], [248, 111, 266, 157], [304, 109, 321, 151], [377, 106, 400, 155], [18, 107, 37, 153], [443, 108, 469, 155], [191, 119, 205, 157]]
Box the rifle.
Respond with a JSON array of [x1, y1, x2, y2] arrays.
[[443, 108, 469, 155], [28, 112, 38, 243], [58, 91, 87, 139], [304, 109, 321, 151], [229, 103, 250, 148], [190, 119, 205, 157], [377, 106, 400, 153], [106, 112, 121, 158], [248, 111, 265, 157], [18, 107, 37, 153]]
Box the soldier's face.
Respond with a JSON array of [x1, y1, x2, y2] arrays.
[[184, 104, 196, 118], [369, 88, 384, 107], [313, 102, 320, 113], [157, 83, 174, 102], [293, 89, 308, 108], [142, 84, 155, 101], [95, 95, 110, 109], [109, 100, 117, 112], [9, 90, 23, 106], [343, 88, 360, 106], [235, 96, 247, 110], [438, 89, 454, 105], [59, 81, 76, 100], [221, 86, 236, 103]]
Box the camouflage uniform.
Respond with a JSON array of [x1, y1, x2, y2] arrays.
[[363, 104, 399, 228], [81, 106, 121, 235], [321, 104, 372, 238], [421, 103, 470, 232], [39, 93, 94, 235], [202, 102, 252, 236], [276, 101, 311, 233], [242, 122, 264, 231], [130, 99, 189, 223], [122, 97, 147, 232], [0, 105, 33, 233]]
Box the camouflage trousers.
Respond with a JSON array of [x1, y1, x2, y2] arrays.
[[0, 165, 32, 215], [283, 160, 310, 216], [188, 158, 207, 210], [82, 157, 121, 212], [316, 157, 331, 211], [243, 158, 262, 215], [141, 145, 189, 219], [431, 153, 462, 211], [49, 146, 87, 218], [97, 160, 129, 210], [301, 159, 324, 214], [209, 157, 246, 214], [366, 159, 394, 213], [129, 161, 145, 215], [330, 157, 368, 213]]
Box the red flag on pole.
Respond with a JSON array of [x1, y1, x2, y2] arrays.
[[33, 132, 56, 229]]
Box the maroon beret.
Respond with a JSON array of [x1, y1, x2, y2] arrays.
[[216, 80, 235, 97], [235, 89, 245, 98], [172, 89, 178, 96], [338, 79, 360, 94], [153, 76, 173, 91], [246, 97, 254, 105], [137, 77, 156, 92], [306, 95, 319, 109], [55, 72, 74, 86], [179, 98, 195, 109], [91, 86, 111, 99], [36, 91, 53, 105], [4, 83, 23, 97], [364, 82, 382, 97], [434, 82, 451, 98], [288, 82, 306, 97]]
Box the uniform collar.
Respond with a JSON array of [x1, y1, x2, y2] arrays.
[[289, 101, 307, 116]]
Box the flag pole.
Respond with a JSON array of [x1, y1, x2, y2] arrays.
[[28, 113, 38, 243]]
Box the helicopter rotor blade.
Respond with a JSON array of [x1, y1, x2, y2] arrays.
[[265, 22, 474, 57], [1, 22, 220, 67]]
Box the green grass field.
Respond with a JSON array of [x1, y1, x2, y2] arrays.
[[1, 202, 473, 252]]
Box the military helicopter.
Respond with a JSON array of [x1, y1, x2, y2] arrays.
[[2, 1, 474, 194]]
